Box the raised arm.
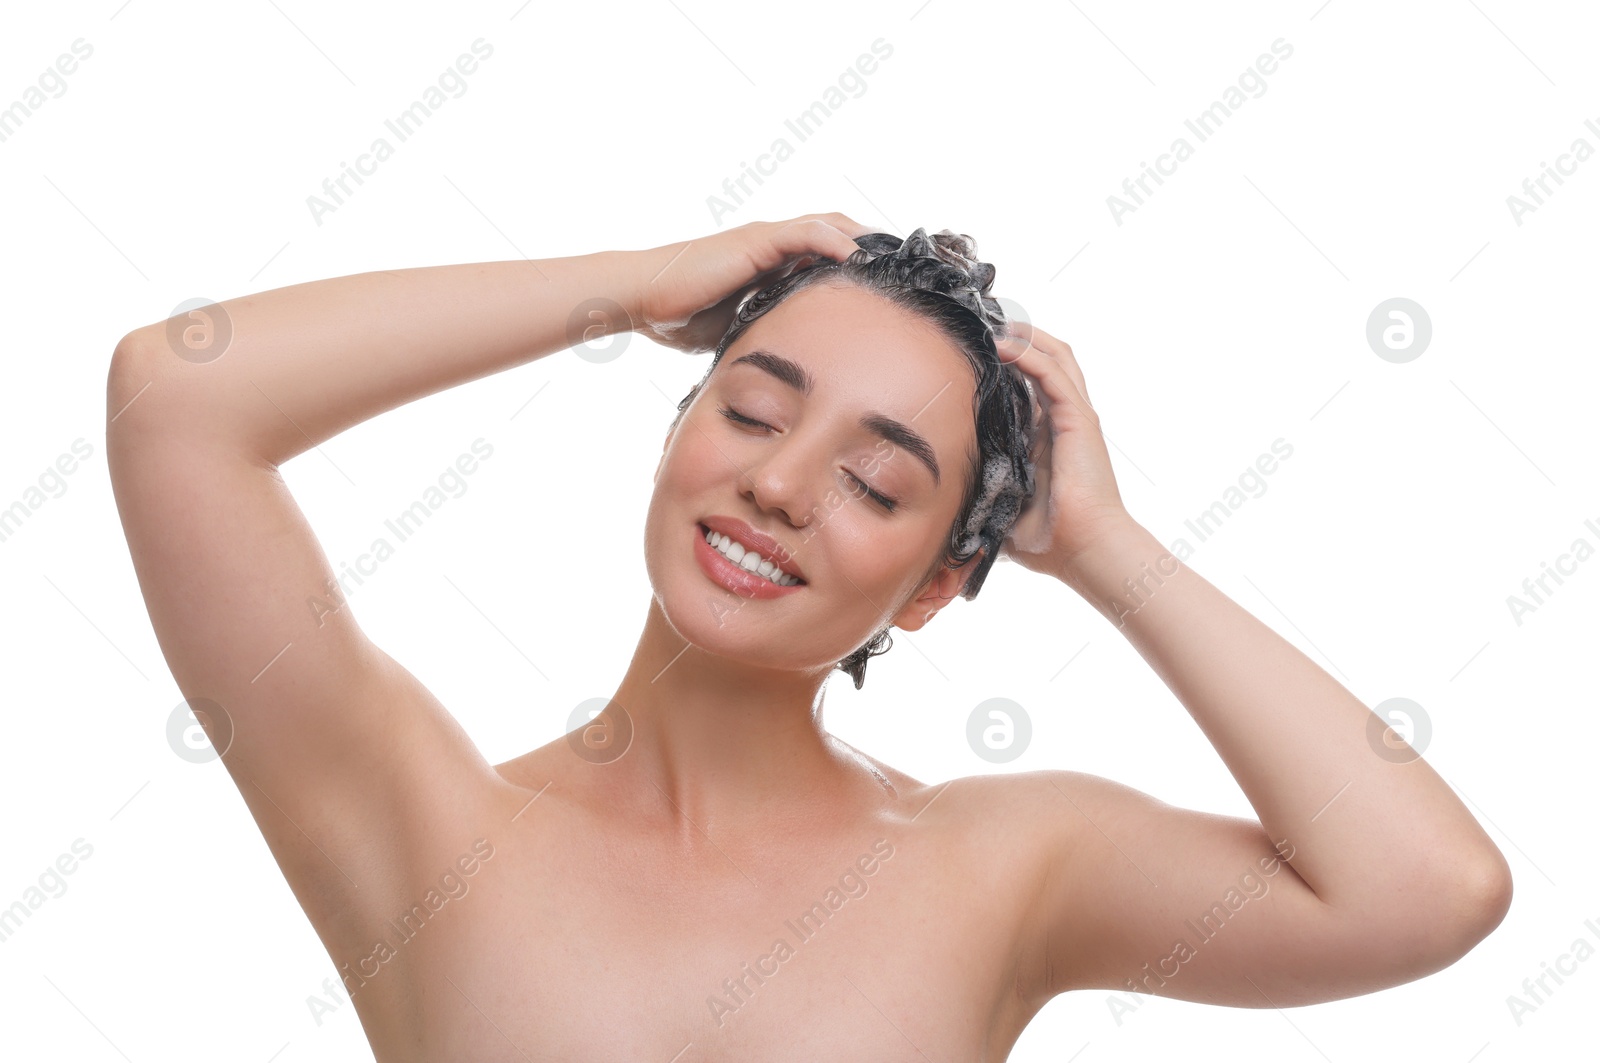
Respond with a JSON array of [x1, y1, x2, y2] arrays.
[[104, 250, 652, 934], [111, 252, 641, 467], [105, 214, 871, 942], [992, 324, 1512, 1008]]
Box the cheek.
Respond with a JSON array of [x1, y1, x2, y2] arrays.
[[819, 518, 928, 593], [659, 424, 724, 492]]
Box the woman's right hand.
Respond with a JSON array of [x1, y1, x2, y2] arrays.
[[626, 213, 875, 354]]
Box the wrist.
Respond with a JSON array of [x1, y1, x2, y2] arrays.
[[613, 242, 683, 331], [587, 248, 652, 335], [1055, 521, 1176, 626]]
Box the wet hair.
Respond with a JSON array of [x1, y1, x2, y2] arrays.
[[668, 227, 1039, 689]]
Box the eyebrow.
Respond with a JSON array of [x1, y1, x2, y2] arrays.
[[727, 349, 942, 487]]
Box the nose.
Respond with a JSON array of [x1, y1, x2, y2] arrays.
[[737, 434, 821, 530]]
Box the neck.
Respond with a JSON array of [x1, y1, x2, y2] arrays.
[[588, 597, 860, 836]]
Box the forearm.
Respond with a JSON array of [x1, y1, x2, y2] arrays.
[[110, 250, 640, 464], [1061, 520, 1510, 920]]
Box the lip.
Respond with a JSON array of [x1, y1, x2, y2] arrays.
[[699, 516, 807, 582], [694, 518, 808, 599]]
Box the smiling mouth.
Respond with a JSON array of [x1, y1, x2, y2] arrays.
[[696, 522, 808, 587]]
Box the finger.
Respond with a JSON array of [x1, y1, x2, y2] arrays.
[[1004, 322, 1091, 409], [765, 218, 863, 267], [805, 211, 875, 239], [1006, 322, 1089, 407], [997, 332, 1094, 429]]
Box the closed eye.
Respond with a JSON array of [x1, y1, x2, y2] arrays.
[[716, 405, 899, 512], [719, 406, 769, 430]]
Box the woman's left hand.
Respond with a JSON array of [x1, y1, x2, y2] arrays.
[[996, 322, 1140, 584]]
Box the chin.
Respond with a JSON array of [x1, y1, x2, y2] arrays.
[[652, 566, 768, 654], [642, 507, 842, 671], [644, 566, 804, 679]]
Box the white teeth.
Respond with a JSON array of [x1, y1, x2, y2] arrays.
[[703, 527, 801, 586]]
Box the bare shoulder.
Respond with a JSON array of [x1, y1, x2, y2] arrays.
[[904, 767, 1181, 898], [819, 734, 1128, 843], [889, 767, 1132, 837], [852, 763, 1130, 893]]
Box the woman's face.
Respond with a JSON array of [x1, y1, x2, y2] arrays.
[[645, 280, 984, 673]]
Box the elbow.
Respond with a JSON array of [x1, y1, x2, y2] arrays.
[[1377, 848, 1514, 975], [1453, 848, 1514, 946], [109, 324, 164, 379], [1414, 849, 1513, 969], [106, 326, 170, 432]]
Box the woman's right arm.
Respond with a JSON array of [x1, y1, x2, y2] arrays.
[[105, 250, 657, 940], [111, 250, 643, 466], [104, 215, 868, 942]]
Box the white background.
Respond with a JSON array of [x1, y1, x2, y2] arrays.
[[1, 0, 1596, 1059]]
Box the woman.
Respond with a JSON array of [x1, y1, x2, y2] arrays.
[[106, 212, 1512, 1061]]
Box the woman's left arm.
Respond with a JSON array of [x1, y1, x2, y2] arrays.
[[998, 323, 1512, 1004], [1051, 518, 1511, 910]]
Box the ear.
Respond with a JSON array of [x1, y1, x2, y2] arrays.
[[892, 548, 984, 633]]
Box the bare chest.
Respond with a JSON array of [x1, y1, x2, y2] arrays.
[[337, 815, 1041, 1062]]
